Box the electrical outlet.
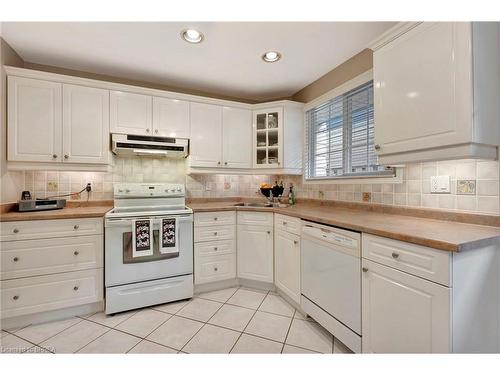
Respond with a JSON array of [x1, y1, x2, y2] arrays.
[[430, 175, 451, 194]]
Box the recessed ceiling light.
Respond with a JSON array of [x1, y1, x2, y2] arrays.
[[181, 29, 204, 44], [262, 51, 281, 63]]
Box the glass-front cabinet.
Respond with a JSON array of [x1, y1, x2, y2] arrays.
[[253, 107, 283, 168]]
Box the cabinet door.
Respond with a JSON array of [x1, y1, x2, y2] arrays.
[[253, 107, 283, 168], [152, 97, 190, 138], [222, 107, 252, 168], [189, 102, 222, 167], [8, 76, 62, 162], [110, 91, 152, 135], [62, 84, 109, 164], [362, 259, 450, 353], [275, 229, 300, 303], [237, 225, 273, 283], [374, 22, 472, 156]]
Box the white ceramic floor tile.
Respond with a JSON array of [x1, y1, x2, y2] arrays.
[[86, 310, 136, 328], [115, 309, 171, 338], [244, 311, 292, 343], [286, 319, 333, 353], [227, 288, 267, 309], [231, 333, 283, 354], [40, 320, 109, 353], [1, 333, 34, 353], [14, 317, 81, 344], [152, 299, 191, 314], [282, 344, 317, 354], [77, 329, 141, 353], [197, 287, 238, 303], [147, 315, 203, 350], [128, 340, 177, 353], [208, 304, 255, 332], [333, 338, 353, 353], [183, 324, 240, 353], [1, 330, 10, 339], [177, 298, 222, 322], [259, 294, 295, 317]]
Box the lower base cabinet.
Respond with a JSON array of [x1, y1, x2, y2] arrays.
[[274, 228, 301, 304], [361, 259, 451, 353]]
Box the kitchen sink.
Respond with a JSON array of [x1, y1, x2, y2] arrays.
[[233, 202, 273, 208]]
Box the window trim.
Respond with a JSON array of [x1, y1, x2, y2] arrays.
[[302, 70, 401, 184]]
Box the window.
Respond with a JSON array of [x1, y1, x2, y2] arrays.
[[305, 81, 394, 180]]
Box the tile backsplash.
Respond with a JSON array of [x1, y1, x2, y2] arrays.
[[17, 157, 500, 215]]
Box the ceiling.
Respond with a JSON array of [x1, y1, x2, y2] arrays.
[[2, 22, 394, 102]]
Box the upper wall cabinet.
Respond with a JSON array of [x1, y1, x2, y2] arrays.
[[222, 107, 252, 168], [152, 97, 190, 138], [8, 76, 109, 166], [372, 22, 500, 164], [110, 91, 152, 136], [8, 77, 63, 163]]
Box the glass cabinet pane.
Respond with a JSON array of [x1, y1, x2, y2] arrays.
[[256, 132, 266, 147], [268, 148, 278, 165], [256, 114, 267, 130], [267, 112, 278, 129], [268, 130, 278, 147], [256, 149, 266, 165]]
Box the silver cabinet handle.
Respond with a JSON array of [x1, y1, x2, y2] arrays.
[[362, 267, 368, 273], [52, 154, 57, 159], [13, 228, 19, 234], [13, 257, 19, 262], [391, 252, 400, 259], [374, 144, 381, 151], [13, 295, 19, 301], [64, 154, 69, 159], [74, 251, 79, 256], [74, 225, 79, 230], [73, 286, 79, 291]]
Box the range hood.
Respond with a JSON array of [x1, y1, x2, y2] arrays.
[[111, 133, 189, 158]]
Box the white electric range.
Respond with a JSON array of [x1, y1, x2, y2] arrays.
[[104, 183, 193, 314]]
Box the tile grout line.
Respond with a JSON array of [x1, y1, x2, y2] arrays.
[[177, 286, 241, 353], [280, 308, 297, 353], [228, 289, 271, 353]]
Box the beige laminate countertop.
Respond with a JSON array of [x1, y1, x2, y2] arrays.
[[187, 201, 500, 252], [0, 203, 112, 222]]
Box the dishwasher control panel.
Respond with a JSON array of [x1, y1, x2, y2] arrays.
[[301, 222, 360, 251]]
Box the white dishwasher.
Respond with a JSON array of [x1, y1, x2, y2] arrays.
[[301, 220, 362, 353]]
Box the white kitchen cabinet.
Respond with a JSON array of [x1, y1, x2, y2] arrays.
[[237, 224, 274, 283], [110, 90, 152, 135], [252, 102, 303, 173], [222, 107, 252, 168], [274, 229, 300, 304], [152, 97, 190, 138], [189, 102, 223, 168], [362, 258, 451, 353], [7, 76, 62, 162], [372, 22, 500, 164], [62, 84, 109, 164]]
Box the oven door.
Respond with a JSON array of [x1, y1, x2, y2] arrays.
[[105, 214, 193, 287]]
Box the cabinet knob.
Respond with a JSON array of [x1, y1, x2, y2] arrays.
[[146, 128, 150, 133], [214, 247, 218, 251], [64, 154, 69, 159], [13, 256, 19, 262], [293, 240, 298, 245], [362, 267, 369, 273], [213, 232, 218, 236], [267, 231, 271, 234], [391, 252, 400, 259], [74, 225, 79, 230], [283, 222, 287, 225], [217, 161, 221, 165], [374, 144, 381, 151], [214, 267, 218, 272], [73, 286, 79, 291], [13, 295, 19, 301], [214, 217, 218, 221], [74, 251, 79, 256], [52, 154, 57, 159], [224, 162, 228, 166], [155, 129, 158, 133], [13, 228, 19, 234]]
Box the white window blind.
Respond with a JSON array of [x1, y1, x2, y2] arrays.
[[305, 81, 394, 180]]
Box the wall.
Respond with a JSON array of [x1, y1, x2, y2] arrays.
[[0, 36, 25, 204]]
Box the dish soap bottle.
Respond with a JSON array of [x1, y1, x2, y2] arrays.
[[288, 183, 295, 205]]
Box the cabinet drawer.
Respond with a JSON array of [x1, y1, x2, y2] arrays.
[[1, 268, 103, 319], [1, 235, 103, 280], [274, 214, 301, 235], [195, 239, 235, 257], [194, 211, 236, 227], [195, 253, 236, 285], [362, 234, 451, 286], [1, 218, 103, 242], [194, 225, 235, 243], [237, 211, 273, 226]]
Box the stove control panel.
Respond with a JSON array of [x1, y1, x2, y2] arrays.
[[114, 183, 185, 198]]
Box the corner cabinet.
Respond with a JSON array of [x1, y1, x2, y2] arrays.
[[252, 102, 303, 173], [372, 22, 500, 164], [8, 76, 110, 167]]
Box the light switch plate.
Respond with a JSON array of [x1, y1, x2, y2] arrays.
[[430, 175, 451, 194]]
